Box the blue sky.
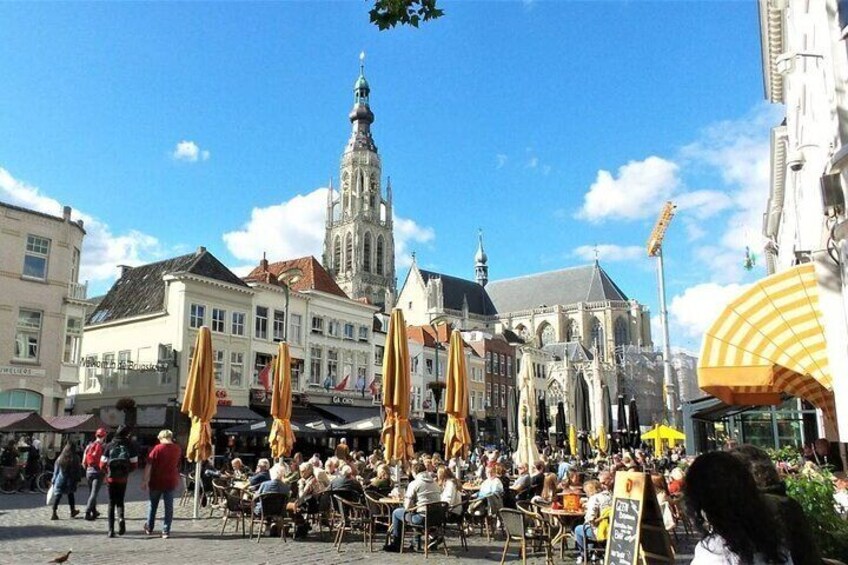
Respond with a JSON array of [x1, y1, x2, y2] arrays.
[[0, 1, 773, 351]]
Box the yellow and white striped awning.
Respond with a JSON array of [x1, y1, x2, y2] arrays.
[[698, 264, 836, 422]]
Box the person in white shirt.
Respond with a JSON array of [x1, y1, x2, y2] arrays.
[[685, 452, 793, 565], [437, 466, 462, 515], [384, 462, 441, 552]]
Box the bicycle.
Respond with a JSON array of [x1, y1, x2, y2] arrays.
[[0, 465, 52, 494]]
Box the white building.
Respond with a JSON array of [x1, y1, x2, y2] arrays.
[[0, 202, 87, 418]]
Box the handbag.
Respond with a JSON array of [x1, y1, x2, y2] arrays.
[[45, 484, 54, 506]]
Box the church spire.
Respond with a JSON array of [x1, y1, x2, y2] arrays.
[[347, 51, 376, 153], [475, 229, 488, 287]]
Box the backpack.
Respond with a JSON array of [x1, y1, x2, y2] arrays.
[[83, 441, 103, 470], [106, 442, 131, 479]]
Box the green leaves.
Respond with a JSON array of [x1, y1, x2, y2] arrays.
[[368, 0, 445, 30], [785, 469, 848, 561]]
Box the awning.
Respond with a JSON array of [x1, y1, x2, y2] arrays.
[[211, 405, 264, 424], [0, 412, 54, 432], [336, 415, 443, 437], [223, 418, 317, 436], [698, 264, 836, 422], [309, 404, 380, 424], [46, 414, 108, 433]]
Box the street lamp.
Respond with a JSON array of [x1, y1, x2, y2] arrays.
[[427, 334, 446, 429], [276, 269, 302, 343]]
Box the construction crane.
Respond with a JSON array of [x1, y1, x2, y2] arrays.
[[646, 201, 679, 429]]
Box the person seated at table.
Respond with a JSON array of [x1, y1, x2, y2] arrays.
[[369, 464, 393, 495], [557, 457, 572, 481], [667, 466, 685, 495], [269, 460, 290, 484], [248, 459, 271, 491], [329, 465, 363, 501], [437, 466, 462, 515], [383, 462, 442, 553], [230, 458, 248, 480], [254, 465, 291, 516], [573, 475, 612, 556], [495, 464, 515, 509], [561, 468, 583, 492], [512, 463, 532, 500], [529, 460, 546, 496], [531, 472, 559, 506]]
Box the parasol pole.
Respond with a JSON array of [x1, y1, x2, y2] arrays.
[[193, 458, 201, 519]]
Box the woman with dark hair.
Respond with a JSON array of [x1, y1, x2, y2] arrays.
[[51, 443, 82, 520], [685, 451, 793, 564]]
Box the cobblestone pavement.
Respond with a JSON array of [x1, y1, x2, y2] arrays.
[[0, 478, 697, 565]]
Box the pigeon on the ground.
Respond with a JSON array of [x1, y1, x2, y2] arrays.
[[48, 550, 72, 564]]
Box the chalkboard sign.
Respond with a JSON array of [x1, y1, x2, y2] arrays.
[[604, 471, 674, 565]]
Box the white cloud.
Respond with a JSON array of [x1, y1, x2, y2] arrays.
[[576, 156, 680, 222], [526, 156, 539, 169], [171, 140, 210, 163], [222, 186, 434, 270], [0, 167, 170, 289], [496, 154, 508, 169], [668, 282, 749, 340], [675, 189, 734, 219], [572, 244, 644, 263]]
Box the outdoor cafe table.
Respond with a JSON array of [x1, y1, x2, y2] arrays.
[[461, 483, 481, 493], [539, 507, 584, 558]]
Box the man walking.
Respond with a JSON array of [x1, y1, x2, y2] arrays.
[[141, 429, 181, 539], [82, 428, 108, 521], [100, 425, 138, 538]]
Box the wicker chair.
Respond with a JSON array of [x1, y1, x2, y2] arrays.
[[399, 501, 450, 559], [332, 495, 370, 551], [249, 492, 290, 542], [499, 508, 553, 565], [219, 488, 249, 537], [363, 491, 393, 552], [445, 498, 471, 551]]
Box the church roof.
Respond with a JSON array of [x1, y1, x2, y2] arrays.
[[87, 247, 247, 326], [542, 341, 594, 362], [419, 269, 496, 316], [244, 256, 348, 299], [486, 263, 628, 313]]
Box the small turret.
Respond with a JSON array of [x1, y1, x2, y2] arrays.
[[475, 229, 488, 287]]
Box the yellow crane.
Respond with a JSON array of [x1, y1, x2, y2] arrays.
[[646, 201, 679, 428]]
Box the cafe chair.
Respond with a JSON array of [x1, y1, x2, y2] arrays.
[[444, 499, 471, 551], [363, 491, 393, 552], [577, 523, 606, 563], [249, 493, 291, 543], [332, 495, 370, 552], [220, 489, 249, 538], [499, 508, 553, 565], [399, 501, 450, 559]]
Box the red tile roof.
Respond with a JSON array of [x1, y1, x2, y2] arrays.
[[244, 256, 348, 299]]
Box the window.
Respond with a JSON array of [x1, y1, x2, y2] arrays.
[[71, 247, 80, 283], [213, 350, 225, 384], [540, 323, 556, 347], [0, 390, 43, 412], [485, 352, 492, 373], [118, 350, 131, 388], [500, 384, 506, 408], [344, 323, 355, 340], [63, 317, 82, 364], [102, 352, 115, 383], [486, 384, 492, 407], [230, 352, 243, 387], [289, 314, 302, 345], [211, 308, 226, 333], [345, 232, 353, 272], [614, 317, 629, 347], [358, 325, 369, 341], [189, 304, 205, 329], [425, 359, 433, 375], [333, 236, 341, 271], [499, 354, 505, 376], [23, 235, 50, 279], [507, 356, 513, 378], [254, 353, 272, 387], [311, 316, 324, 334], [255, 306, 268, 339], [470, 392, 476, 411], [327, 320, 340, 338], [493, 353, 499, 375], [363, 233, 372, 273], [15, 309, 42, 360], [310, 347, 323, 385], [326, 350, 338, 386], [273, 310, 286, 342], [231, 312, 246, 336], [591, 318, 605, 361], [375, 345, 384, 366], [376, 236, 384, 275], [85, 355, 98, 390]]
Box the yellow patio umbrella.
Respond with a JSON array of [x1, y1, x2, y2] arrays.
[[444, 330, 471, 460], [597, 425, 608, 455], [641, 424, 685, 457], [269, 342, 296, 459], [380, 309, 415, 465], [181, 326, 217, 518], [568, 423, 578, 457]]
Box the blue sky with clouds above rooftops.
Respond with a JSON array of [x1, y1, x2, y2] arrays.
[[0, 1, 775, 351]]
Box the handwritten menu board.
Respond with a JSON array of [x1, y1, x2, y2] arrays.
[[604, 471, 674, 565]]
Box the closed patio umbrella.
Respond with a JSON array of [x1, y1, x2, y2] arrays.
[[568, 423, 578, 457], [555, 401, 566, 449], [598, 385, 613, 455], [628, 398, 641, 450], [574, 372, 592, 461], [507, 386, 518, 451], [616, 394, 629, 450], [444, 330, 472, 460], [269, 342, 296, 459], [513, 355, 540, 466], [380, 309, 415, 466], [181, 326, 217, 519], [535, 394, 550, 447]]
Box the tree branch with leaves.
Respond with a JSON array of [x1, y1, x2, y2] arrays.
[[369, 0, 444, 30]]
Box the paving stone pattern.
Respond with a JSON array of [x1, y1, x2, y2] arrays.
[[0, 478, 696, 565]]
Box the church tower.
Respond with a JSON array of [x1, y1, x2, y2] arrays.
[[323, 53, 396, 309], [475, 229, 488, 287]]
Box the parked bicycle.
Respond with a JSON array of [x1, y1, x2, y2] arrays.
[[0, 465, 52, 494]]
